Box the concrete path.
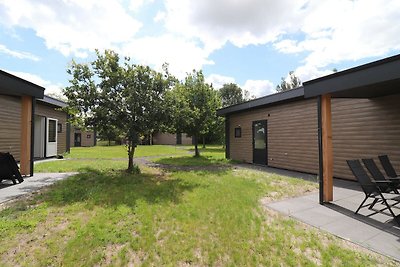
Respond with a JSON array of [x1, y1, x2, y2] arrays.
[[0, 173, 76, 204], [266, 179, 400, 261]]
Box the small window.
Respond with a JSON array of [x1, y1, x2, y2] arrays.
[[87, 134, 91, 139], [48, 120, 56, 142], [234, 127, 241, 138], [57, 123, 62, 133]]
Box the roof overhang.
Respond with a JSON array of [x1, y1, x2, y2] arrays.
[[217, 87, 304, 116], [304, 54, 400, 98], [0, 70, 45, 98], [37, 95, 67, 108]]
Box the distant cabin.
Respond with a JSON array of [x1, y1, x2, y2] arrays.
[[152, 133, 193, 145]]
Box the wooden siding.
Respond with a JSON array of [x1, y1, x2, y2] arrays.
[[0, 95, 22, 160], [152, 133, 192, 145], [35, 103, 68, 155], [229, 98, 319, 174], [70, 129, 95, 147], [228, 94, 400, 181], [332, 94, 400, 180]]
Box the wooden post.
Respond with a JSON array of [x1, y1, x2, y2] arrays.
[[321, 94, 333, 202], [20, 96, 32, 176]]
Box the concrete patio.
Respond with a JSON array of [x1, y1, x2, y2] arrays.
[[0, 172, 76, 204], [267, 178, 400, 261]]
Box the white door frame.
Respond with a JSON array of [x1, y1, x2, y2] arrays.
[[46, 118, 58, 157]]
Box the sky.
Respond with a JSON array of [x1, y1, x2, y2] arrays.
[[1, 0, 400, 98]]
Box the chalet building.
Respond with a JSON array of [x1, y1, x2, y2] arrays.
[[218, 54, 400, 202], [0, 70, 70, 176]]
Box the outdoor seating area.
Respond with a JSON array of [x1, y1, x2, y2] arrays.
[[0, 152, 24, 185], [347, 155, 400, 226]]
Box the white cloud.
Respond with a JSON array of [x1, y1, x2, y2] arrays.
[[0, 0, 142, 58], [294, 65, 334, 83], [153, 11, 166, 23], [163, 0, 307, 52], [162, 0, 400, 78], [242, 80, 275, 98], [205, 74, 235, 89], [6, 70, 64, 96], [0, 44, 40, 61], [122, 34, 213, 79]]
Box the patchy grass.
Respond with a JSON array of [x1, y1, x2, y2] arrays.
[[34, 159, 127, 173], [65, 145, 189, 159], [0, 162, 395, 266], [3, 146, 396, 265], [153, 145, 236, 166]]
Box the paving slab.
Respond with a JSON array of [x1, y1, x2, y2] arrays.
[[266, 185, 400, 262], [0, 172, 76, 204]]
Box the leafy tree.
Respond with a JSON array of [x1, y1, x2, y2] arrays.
[[64, 50, 172, 172], [276, 71, 302, 92], [167, 70, 220, 157], [219, 83, 244, 107]]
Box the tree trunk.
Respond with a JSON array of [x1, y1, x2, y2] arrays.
[[194, 134, 200, 157], [202, 136, 206, 149], [127, 141, 135, 171], [108, 138, 111, 146]]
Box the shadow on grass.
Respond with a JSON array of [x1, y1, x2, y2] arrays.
[[37, 167, 201, 208]]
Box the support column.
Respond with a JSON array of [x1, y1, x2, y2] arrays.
[[20, 95, 32, 176], [321, 94, 333, 202]]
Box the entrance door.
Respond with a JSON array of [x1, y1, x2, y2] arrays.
[[74, 133, 82, 147], [252, 120, 267, 165], [46, 118, 58, 157], [34, 116, 45, 158]]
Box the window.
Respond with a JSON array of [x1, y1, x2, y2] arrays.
[[234, 127, 241, 138], [87, 134, 91, 139], [48, 120, 56, 142], [57, 123, 62, 133]]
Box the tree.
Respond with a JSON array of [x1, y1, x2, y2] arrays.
[[276, 71, 302, 92], [64, 50, 172, 172], [219, 83, 244, 107], [167, 70, 220, 157]]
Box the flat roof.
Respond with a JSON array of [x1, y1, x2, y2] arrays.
[[0, 69, 45, 98], [303, 54, 400, 98], [37, 95, 67, 108], [217, 87, 304, 116]]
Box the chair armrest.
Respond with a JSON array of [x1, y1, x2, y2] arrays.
[[387, 177, 400, 181]]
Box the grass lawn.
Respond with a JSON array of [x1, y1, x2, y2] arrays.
[[1, 146, 396, 266], [65, 144, 189, 159]]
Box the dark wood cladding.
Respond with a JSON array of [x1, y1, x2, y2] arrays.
[[228, 93, 400, 181], [332, 94, 400, 180], [229, 98, 319, 174], [35, 103, 68, 155], [0, 95, 22, 160]]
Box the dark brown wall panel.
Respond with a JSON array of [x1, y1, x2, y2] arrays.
[[0, 95, 22, 160], [228, 93, 400, 181], [229, 98, 319, 174], [332, 94, 400, 180], [35, 103, 67, 155]]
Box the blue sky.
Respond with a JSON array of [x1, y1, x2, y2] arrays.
[[1, 0, 400, 98]]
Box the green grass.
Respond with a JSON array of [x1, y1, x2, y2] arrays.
[[35, 159, 127, 173], [1, 146, 395, 266], [65, 145, 189, 159], [1, 168, 394, 265]]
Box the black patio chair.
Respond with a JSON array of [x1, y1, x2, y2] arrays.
[[378, 155, 398, 178], [347, 159, 400, 225], [362, 158, 400, 193], [0, 152, 24, 184]]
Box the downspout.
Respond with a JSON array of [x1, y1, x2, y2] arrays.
[[317, 96, 324, 204], [30, 97, 36, 177], [225, 115, 230, 159]]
